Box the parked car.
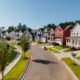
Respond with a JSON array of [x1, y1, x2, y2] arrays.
[[52, 42, 59, 46]]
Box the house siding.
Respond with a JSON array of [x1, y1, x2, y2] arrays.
[[55, 26, 63, 45], [66, 23, 80, 48]]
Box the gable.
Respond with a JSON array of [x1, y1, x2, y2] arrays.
[[71, 23, 80, 36], [55, 26, 63, 33], [55, 26, 63, 37], [49, 28, 54, 33]]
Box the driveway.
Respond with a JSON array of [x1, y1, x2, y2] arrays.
[[22, 45, 78, 80]]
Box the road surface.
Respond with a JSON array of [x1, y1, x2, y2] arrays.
[[22, 45, 78, 80]]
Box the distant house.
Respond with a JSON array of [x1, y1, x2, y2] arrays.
[[18, 30, 23, 36], [48, 28, 55, 42], [54, 26, 64, 45], [36, 29, 43, 40], [23, 30, 32, 41], [7, 31, 17, 39], [63, 25, 73, 46], [42, 28, 49, 42], [66, 23, 80, 48]]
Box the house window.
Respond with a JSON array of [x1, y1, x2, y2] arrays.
[[67, 39, 70, 42], [72, 39, 74, 44], [68, 39, 70, 42], [77, 33, 78, 35]]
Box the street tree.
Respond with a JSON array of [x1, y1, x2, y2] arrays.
[[19, 36, 30, 58]]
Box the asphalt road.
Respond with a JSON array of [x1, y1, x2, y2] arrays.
[[22, 45, 78, 80]]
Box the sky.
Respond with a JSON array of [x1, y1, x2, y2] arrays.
[[0, 0, 80, 29]]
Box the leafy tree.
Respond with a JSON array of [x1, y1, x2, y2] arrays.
[[43, 23, 56, 29], [17, 23, 22, 32], [17, 23, 27, 32], [7, 26, 16, 32], [47, 23, 56, 29], [28, 28, 32, 33], [59, 22, 75, 29], [0, 41, 8, 80], [75, 20, 80, 24], [22, 24, 27, 32], [19, 36, 30, 58]]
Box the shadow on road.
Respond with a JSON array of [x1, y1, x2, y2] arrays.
[[32, 59, 57, 64]]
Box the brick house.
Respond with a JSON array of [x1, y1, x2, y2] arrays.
[[63, 25, 73, 46]]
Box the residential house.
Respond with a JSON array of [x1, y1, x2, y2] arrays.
[[66, 23, 80, 48], [54, 26, 64, 45], [36, 29, 43, 40], [63, 25, 73, 46], [23, 30, 32, 41], [18, 30, 23, 36], [48, 28, 55, 42], [42, 28, 49, 42], [7, 31, 17, 39]]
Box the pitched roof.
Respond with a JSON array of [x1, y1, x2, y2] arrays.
[[64, 25, 74, 32], [71, 23, 80, 32]]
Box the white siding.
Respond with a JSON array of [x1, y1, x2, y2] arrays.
[[71, 23, 80, 37]]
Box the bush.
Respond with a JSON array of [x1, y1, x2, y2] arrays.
[[7, 47, 17, 64], [71, 52, 77, 57], [37, 40, 42, 44], [6, 36, 11, 41]]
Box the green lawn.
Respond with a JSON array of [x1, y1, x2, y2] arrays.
[[76, 57, 80, 60], [62, 58, 80, 80], [3, 51, 30, 80], [63, 48, 76, 52], [53, 46, 64, 50], [49, 48, 59, 53]]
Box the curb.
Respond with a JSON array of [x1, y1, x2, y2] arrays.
[[49, 50, 79, 80], [19, 57, 31, 80]]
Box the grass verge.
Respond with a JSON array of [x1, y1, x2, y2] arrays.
[[62, 58, 80, 79], [53, 46, 64, 50], [76, 57, 80, 60], [3, 51, 30, 80], [63, 48, 76, 52], [49, 48, 59, 53]]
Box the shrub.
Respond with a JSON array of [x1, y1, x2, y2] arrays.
[[71, 52, 77, 57], [7, 47, 17, 64], [37, 40, 42, 44], [6, 36, 11, 41]]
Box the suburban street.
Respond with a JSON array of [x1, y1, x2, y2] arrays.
[[22, 45, 78, 80]]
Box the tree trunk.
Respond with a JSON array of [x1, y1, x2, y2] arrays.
[[23, 51, 25, 59], [1, 71, 4, 80]]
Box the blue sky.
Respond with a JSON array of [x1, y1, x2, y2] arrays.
[[0, 0, 80, 29]]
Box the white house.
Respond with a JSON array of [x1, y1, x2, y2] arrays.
[[66, 23, 80, 48], [42, 28, 49, 42], [7, 31, 17, 39], [18, 30, 23, 36], [36, 29, 43, 40], [23, 30, 32, 41]]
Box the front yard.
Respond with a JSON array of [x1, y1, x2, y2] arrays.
[[63, 48, 76, 52], [62, 58, 80, 80], [53, 46, 64, 50], [49, 48, 59, 53], [3, 51, 30, 80]]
